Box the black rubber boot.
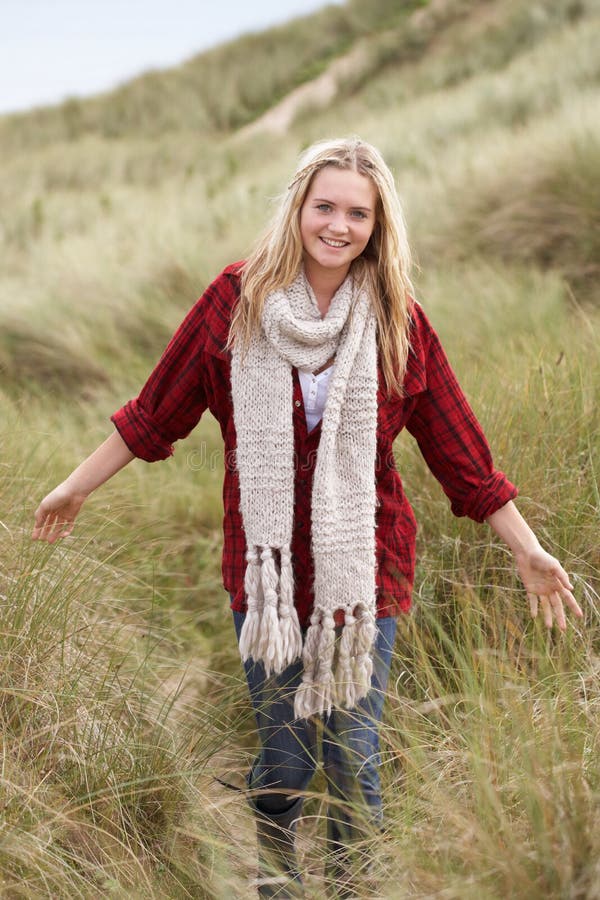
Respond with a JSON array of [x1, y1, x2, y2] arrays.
[[324, 820, 380, 899], [326, 851, 379, 899], [250, 796, 304, 898], [325, 842, 361, 899]]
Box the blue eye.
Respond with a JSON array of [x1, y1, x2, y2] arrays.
[[351, 210, 367, 219], [316, 203, 331, 212]]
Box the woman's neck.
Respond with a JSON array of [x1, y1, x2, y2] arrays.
[[304, 263, 350, 317]]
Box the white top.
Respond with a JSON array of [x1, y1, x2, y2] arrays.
[[298, 365, 334, 432]]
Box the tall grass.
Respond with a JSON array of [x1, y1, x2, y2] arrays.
[[3, 261, 596, 896], [1, 399, 259, 897], [1, 0, 599, 894], [421, 125, 600, 301], [378, 581, 600, 899]]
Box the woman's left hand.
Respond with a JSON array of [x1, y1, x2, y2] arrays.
[[515, 547, 583, 631]]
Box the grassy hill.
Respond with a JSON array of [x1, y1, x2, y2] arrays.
[[1, 0, 599, 896], [0, 0, 427, 147]]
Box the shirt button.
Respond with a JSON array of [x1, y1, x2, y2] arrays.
[[294, 399, 301, 407]]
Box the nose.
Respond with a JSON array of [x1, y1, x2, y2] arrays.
[[327, 214, 349, 235]]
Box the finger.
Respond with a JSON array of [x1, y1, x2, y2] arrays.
[[32, 518, 57, 541], [47, 516, 72, 543], [547, 561, 574, 593], [41, 513, 67, 544], [527, 593, 538, 618], [33, 504, 46, 531], [549, 592, 566, 632], [37, 513, 57, 542], [560, 588, 583, 619], [540, 596, 553, 629], [32, 504, 51, 539]]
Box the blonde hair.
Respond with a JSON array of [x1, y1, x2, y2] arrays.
[[229, 137, 414, 395]]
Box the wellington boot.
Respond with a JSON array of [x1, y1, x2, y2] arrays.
[[250, 797, 304, 898]]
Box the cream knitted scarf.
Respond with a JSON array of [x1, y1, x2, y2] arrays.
[[230, 269, 378, 719]]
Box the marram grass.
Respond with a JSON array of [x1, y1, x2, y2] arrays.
[[1, 0, 600, 894], [2, 261, 598, 897]]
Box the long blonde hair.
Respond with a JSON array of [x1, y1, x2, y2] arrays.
[[229, 137, 414, 395]]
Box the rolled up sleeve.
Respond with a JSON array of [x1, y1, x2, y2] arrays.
[[406, 308, 517, 522], [111, 296, 210, 462]]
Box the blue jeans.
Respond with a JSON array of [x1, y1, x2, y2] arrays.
[[232, 608, 396, 848]]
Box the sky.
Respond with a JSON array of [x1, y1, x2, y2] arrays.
[[0, 0, 344, 115]]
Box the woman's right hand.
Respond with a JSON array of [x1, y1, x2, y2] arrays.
[[32, 483, 88, 543], [30, 431, 136, 543]]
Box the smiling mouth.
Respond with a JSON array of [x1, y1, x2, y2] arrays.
[[319, 236, 350, 248]]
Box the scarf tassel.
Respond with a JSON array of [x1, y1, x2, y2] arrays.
[[238, 548, 263, 663], [294, 606, 377, 719], [294, 609, 329, 720], [239, 545, 302, 677], [278, 546, 303, 664], [349, 606, 376, 704], [335, 611, 358, 710]]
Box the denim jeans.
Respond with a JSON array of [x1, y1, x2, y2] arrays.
[[232, 608, 397, 848]]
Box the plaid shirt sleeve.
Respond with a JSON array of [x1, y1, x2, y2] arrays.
[[110, 269, 237, 461], [405, 303, 517, 522]]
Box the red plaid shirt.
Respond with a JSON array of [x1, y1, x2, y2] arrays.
[[111, 263, 516, 625]]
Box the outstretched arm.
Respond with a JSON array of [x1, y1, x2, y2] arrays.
[[32, 430, 135, 543], [486, 500, 583, 630], [31, 270, 237, 544]]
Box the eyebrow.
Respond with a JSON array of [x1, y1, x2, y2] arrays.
[[312, 197, 373, 212]]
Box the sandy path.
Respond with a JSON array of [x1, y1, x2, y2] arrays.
[[237, 41, 368, 139], [236, 0, 470, 140]]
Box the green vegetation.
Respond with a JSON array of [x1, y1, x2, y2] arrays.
[[1, 0, 599, 895], [432, 129, 600, 299], [0, 0, 427, 149]]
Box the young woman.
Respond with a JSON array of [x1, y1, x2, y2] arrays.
[[32, 138, 582, 898]]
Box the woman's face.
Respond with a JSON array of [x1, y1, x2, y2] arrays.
[[299, 166, 377, 285]]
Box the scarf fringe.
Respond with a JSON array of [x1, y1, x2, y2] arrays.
[[238, 545, 302, 676], [293, 605, 377, 720]]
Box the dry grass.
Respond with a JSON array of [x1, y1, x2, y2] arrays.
[[424, 128, 600, 301], [0, 0, 599, 894]]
